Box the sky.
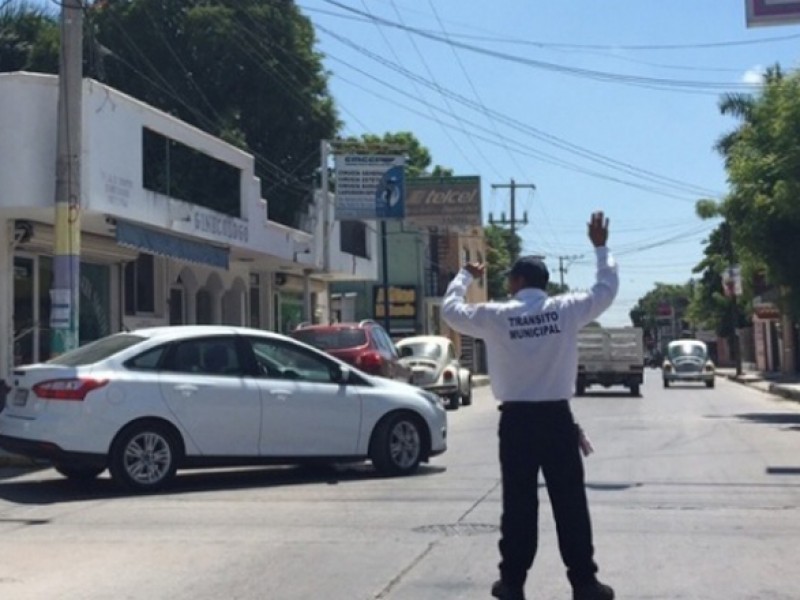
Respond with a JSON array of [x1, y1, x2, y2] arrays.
[[30, 0, 800, 326], [296, 0, 800, 326]]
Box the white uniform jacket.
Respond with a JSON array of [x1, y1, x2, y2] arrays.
[[442, 247, 619, 402]]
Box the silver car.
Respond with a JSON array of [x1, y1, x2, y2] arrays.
[[662, 340, 716, 388], [397, 336, 472, 410]]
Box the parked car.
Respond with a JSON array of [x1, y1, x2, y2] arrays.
[[290, 321, 412, 383], [396, 336, 472, 410], [0, 326, 447, 492], [662, 339, 715, 388]]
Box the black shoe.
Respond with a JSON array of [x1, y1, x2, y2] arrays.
[[572, 580, 614, 600], [491, 579, 526, 600]]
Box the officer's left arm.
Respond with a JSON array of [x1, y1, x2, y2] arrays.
[[441, 269, 496, 338]]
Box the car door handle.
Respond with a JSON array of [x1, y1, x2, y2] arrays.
[[174, 384, 200, 396], [269, 389, 292, 399]]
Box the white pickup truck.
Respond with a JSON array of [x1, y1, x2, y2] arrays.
[[576, 327, 645, 396]]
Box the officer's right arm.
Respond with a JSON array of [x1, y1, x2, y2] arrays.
[[441, 269, 496, 338], [560, 247, 619, 327]]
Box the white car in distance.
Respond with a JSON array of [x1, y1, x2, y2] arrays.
[[0, 326, 447, 492], [396, 336, 472, 410]]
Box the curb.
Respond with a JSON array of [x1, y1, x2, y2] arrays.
[[767, 383, 800, 403], [721, 372, 800, 404]]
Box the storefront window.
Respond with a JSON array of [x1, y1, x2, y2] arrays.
[[124, 254, 155, 315]]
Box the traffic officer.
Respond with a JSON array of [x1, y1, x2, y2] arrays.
[[442, 211, 618, 600]]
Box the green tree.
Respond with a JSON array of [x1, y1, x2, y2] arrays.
[[713, 67, 800, 316], [339, 131, 434, 177], [630, 282, 694, 349], [2, 1, 340, 227], [0, 2, 59, 73], [483, 224, 522, 300]]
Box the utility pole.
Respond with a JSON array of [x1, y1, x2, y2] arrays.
[[557, 255, 582, 289], [51, 0, 83, 354], [722, 221, 743, 377], [489, 179, 535, 238]]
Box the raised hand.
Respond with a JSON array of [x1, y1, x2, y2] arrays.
[[588, 211, 609, 248], [465, 262, 486, 279]]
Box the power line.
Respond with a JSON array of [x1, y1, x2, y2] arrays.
[[324, 54, 706, 202], [357, 0, 485, 175], [303, 3, 800, 52], [320, 0, 760, 94], [316, 26, 721, 198], [426, 0, 524, 176]]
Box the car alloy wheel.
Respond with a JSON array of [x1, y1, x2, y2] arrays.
[[370, 413, 425, 476], [110, 423, 179, 492], [389, 420, 421, 470]]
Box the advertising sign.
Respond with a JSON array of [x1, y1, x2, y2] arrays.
[[746, 0, 800, 27], [334, 155, 405, 220], [404, 176, 482, 228], [374, 285, 417, 319]]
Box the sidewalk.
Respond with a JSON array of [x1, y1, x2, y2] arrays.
[[472, 374, 490, 388], [716, 367, 800, 403]]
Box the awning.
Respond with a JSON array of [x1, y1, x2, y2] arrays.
[[115, 221, 229, 269]]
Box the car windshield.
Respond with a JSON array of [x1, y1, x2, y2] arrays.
[[399, 342, 442, 360], [668, 343, 707, 360], [46, 334, 147, 366], [291, 328, 367, 350]]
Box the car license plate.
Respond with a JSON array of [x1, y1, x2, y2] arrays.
[[12, 389, 28, 406]]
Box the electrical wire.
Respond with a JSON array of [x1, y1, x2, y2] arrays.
[[320, 0, 761, 94], [426, 0, 525, 176], [302, 3, 800, 52], [357, 0, 484, 175], [316, 24, 722, 198], [320, 46, 714, 202]]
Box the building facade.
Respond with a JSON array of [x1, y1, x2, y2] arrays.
[[0, 72, 378, 381]]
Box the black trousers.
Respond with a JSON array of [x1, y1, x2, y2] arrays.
[[498, 400, 598, 588]]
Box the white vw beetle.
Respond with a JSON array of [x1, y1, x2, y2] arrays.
[[662, 339, 716, 388], [396, 336, 472, 410]]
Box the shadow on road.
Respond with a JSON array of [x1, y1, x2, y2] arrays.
[[576, 391, 641, 399], [0, 463, 446, 505], [766, 466, 800, 475], [736, 412, 800, 427]]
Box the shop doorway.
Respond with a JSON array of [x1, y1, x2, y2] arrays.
[[169, 287, 185, 325]]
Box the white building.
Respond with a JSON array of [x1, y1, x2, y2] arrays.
[[0, 72, 378, 381]]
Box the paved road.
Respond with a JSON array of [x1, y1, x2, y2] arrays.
[[0, 374, 798, 599]]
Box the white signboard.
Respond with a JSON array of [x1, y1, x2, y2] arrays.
[[334, 155, 405, 220], [746, 0, 800, 27], [723, 266, 743, 297]]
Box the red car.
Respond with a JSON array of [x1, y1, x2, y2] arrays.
[[290, 321, 412, 383]]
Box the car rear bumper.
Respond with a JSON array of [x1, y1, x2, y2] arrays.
[[0, 434, 106, 468], [664, 371, 714, 382]]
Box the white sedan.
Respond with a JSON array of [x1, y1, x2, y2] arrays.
[[396, 336, 472, 410], [0, 326, 447, 491]]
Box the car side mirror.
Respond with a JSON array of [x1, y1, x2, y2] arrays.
[[334, 364, 351, 385]]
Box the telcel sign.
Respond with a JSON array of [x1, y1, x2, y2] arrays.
[[404, 176, 481, 229], [746, 0, 800, 26]]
